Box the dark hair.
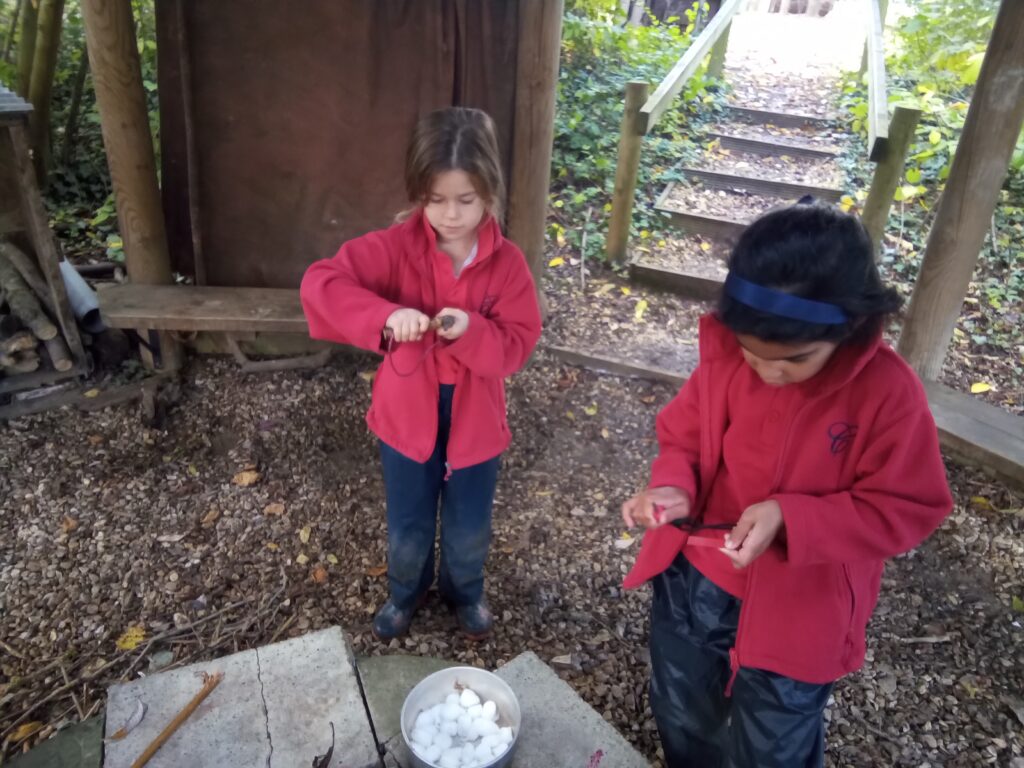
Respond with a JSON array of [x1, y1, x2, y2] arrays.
[[717, 201, 901, 344], [404, 107, 505, 220]]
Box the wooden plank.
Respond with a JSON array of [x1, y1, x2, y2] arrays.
[[629, 260, 724, 300], [639, 0, 744, 134], [727, 106, 833, 130], [866, 0, 889, 161], [861, 105, 922, 254], [679, 167, 844, 203], [654, 182, 750, 241], [924, 381, 1024, 488], [541, 344, 688, 386], [708, 132, 839, 160], [898, 0, 1024, 380], [0, 362, 85, 396], [99, 284, 308, 333]]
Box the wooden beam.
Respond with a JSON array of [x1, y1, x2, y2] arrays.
[[706, 18, 732, 80], [506, 0, 563, 290], [861, 105, 921, 255], [80, 0, 171, 287], [865, 0, 889, 161], [606, 81, 648, 263], [639, 0, 744, 134], [898, 0, 1024, 380]]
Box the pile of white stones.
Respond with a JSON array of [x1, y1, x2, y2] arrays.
[[409, 687, 515, 767]]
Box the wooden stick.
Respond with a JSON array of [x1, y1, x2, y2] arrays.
[[0, 240, 58, 317], [607, 81, 649, 263], [0, 330, 36, 355], [129, 672, 223, 768], [43, 335, 73, 371]]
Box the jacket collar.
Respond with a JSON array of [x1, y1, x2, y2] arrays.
[[698, 313, 883, 397], [400, 208, 502, 276]]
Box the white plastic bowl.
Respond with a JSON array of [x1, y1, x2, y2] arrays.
[[401, 666, 522, 768]]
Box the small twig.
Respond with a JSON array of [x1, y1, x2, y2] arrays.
[[849, 712, 904, 747], [895, 633, 956, 644], [269, 614, 297, 645], [130, 671, 223, 768], [0, 641, 26, 660], [59, 665, 85, 721]]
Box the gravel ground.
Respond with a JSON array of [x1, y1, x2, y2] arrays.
[[1, 329, 1022, 766], [663, 178, 793, 222], [696, 144, 844, 189]]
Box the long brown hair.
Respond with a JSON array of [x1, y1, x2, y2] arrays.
[[404, 107, 505, 221]]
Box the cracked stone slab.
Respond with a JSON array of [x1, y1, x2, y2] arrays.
[[258, 627, 379, 768], [103, 627, 378, 768], [9, 716, 104, 768]]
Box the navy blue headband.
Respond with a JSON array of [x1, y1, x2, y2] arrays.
[[724, 274, 850, 325]]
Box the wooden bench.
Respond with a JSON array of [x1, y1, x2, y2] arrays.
[[98, 284, 307, 334]]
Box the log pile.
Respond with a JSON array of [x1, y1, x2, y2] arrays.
[[0, 238, 74, 377]]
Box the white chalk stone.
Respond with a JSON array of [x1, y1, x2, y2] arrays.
[[440, 749, 461, 768], [497, 725, 513, 745], [440, 719, 458, 737], [411, 727, 434, 748], [446, 693, 462, 708], [475, 740, 495, 761], [415, 710, 436, 731], [457, 713, 473, 739], [442, 703, 462, 721], [459, 688, 481, 708], [424, 743, 444, 763], [481, 700, 498, 722], [460, 742, 477, 764], [434, 732, 454, 751], [467, 703, 483, 720], [474, 718, 499, 739], [492, 742, 509, 759], [480, 734, 501, 751]]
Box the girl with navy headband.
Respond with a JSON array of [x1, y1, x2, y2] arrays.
[[621, 200, 952, 767]]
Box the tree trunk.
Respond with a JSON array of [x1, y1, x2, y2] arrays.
[[0, 249, 57, 340], [15, 0, 37, 97], [61, 44, 89, 166], [3, 0, 23, 64], [28, 0, 66, 185], [897, 0, 1024, 379]]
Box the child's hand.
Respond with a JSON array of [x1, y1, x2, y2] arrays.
[[386, 308, 431, 342], [621, 486, 691, 530], [720, 500, 784, 569], [435, 308, 469, 340]]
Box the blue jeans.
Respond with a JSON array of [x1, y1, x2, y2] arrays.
[[650, 555, 832, 768], [379, 384, 500, 609]]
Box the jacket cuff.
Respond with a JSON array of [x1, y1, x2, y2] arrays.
[[649, 457, 698, 502], [773, 493, 812, 566], [372, 302, 403, 351]]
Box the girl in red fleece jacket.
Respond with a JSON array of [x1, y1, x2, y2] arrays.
[[621, 200, 952, 768], [301, 108, 541, 641]]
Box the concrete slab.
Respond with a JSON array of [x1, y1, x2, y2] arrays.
[[259, 627, 379, 768], [8, 717, 104, 768], [360, 651, 650, 768], [495, 652, 651, 768], [104, 627, 379, 768], [356, 655, 456, 767]]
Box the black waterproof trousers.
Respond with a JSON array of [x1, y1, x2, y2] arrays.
[[650, 555, 833, 768]]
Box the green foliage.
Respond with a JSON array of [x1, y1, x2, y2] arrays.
[[551, 3, 717, 258]]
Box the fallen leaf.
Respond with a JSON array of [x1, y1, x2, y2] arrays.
[[366, 564, 388, 578], [601, 428, 610, 439], [326, 554, 339, 565], [970, 496, 992, 510], [299, 526, 311, 544], [9, 722, 43, 743], [1013, 596, 1024, 613], [699, 241, 711, 252], [83, 389, 100, 399], [634, 299, 648, 322], [87, 434, 103, 446], [61, 515, 79, 533], [266, 542, 279, 551], [156, 533, 186, 543], [613, 534, 636, 550], [187, 464, 199, 477], [970, 382, 992, 394], [358, 370, 376, 383], [232, 469, 261, 487], [548, 257, 565, 267], [583, 404, 598, 416], [639, 394, 657, 405], [311, 566, 329, 584], [535, 490, 553, 497], [115, 625, 146, 651], [263, 502, 285, 516], [565, 410, 576, 421], [200, 509, 220, 526], [593, 283, 615, 297], [106, 699, 147, 742], [296, 553, 310, 565], [620, 287, 631, 296]]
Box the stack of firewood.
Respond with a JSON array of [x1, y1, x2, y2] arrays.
[[0, 239, 73, 377]]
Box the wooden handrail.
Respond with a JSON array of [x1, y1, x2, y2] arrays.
[[637, 0, 744, 135], [866, 0, 889, 161]]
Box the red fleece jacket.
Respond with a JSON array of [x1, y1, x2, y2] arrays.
[[624, 315, 953, 684], [300, 211, 541, 468]]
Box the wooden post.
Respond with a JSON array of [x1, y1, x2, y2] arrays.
[[860, 105, 921, 256], [707, 19, 732, 79], [606, 81, 648, 263], [506, 0, 564, 296], [897, 0, 1024, 380], [28, 0, 65, 183], [81, 0, 180, 369]]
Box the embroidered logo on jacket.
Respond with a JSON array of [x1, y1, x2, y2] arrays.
[[480, 294, 498, 317], [828, 422, 858, 455]]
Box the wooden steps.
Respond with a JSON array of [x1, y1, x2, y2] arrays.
[[98, 284, 307, 334], [678, 167, 844, 203], [708, 131, 840, 160], [727, 105, 835, 130]]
